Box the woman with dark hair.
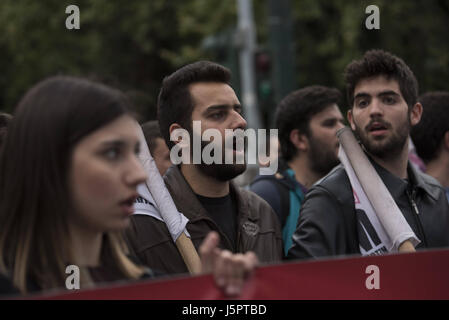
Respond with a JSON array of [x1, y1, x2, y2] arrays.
[[0, 76, 257, 296], [0, 76, 150, 294]]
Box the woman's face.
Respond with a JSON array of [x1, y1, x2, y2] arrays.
[[69, 115, 147, 232]]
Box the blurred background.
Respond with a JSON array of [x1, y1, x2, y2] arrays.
[[1, 0, 449, 129]]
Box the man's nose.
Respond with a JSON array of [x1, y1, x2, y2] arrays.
[[231, 111, 247, 130], [369, 98, 384, 117]]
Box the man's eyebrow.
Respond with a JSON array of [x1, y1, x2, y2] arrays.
[[377, 90, 400, 97], [354, 92, 371, 100], [321, 117, 345, 125], [203, 104, 241, 113]]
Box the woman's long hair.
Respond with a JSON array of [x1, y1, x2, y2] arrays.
[[0, 76, 144, 293]]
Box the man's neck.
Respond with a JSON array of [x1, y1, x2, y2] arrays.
[[369, 142, 410, 179], [287, 156, 321, 189], [180, 164, 230, 197], [425, 155, 449, 188]]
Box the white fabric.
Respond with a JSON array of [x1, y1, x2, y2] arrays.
[[134, 184, 162, 220], [338, 146, 420, 254], [134, 126, 190, 242]]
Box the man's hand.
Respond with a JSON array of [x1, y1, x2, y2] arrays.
[[199, 231, 259, 296]]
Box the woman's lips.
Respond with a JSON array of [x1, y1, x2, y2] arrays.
[[120, 202, 135, 216], [120, 195, 138, 216]]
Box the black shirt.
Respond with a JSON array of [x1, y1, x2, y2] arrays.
[[196, 193, 238, 251]]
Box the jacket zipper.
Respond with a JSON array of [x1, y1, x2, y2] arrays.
[[407, 189, 428, 247]]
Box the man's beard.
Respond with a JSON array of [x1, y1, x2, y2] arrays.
[[195, 137, 247, 182], [308, 134, 340, 177], [353, 116, 410, 160]]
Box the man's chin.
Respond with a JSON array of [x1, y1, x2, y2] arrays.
[[198, 163, 247, 181]]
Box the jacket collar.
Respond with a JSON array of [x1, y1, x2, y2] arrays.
[[163, 165, 258, 222], [369, 157, 439, 201]]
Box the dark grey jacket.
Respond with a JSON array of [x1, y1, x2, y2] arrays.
[[287, 160, 449, 260], [126, 165, 283, 275]]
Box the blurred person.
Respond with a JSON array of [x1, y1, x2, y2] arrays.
[[141, 120, 172, 176], [126, 61, 282, 275], [288, 50, 449, 260], [411, 91, 449, 201], [250, 86, 345, 255], [0, 76, 258, 297], [408, 137, 426, 173]]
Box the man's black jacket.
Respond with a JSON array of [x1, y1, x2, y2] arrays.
[[287, 160, 449, 260]]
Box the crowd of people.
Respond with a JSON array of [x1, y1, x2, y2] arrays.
[[0, 49, 448, 298]]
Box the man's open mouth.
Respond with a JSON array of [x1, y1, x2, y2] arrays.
[[367, 122, 388, 133]]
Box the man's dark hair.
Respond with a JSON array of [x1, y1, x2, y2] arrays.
[[344, 49, 418, 109], [411, 91, 449, 163], [157, 61, 231, 149], [141, 120, 163, 155], [275, 85, 341, 162]]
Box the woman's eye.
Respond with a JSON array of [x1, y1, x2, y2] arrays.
[[104, 148, 120, 160]]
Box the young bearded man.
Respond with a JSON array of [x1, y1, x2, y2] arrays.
[[126, 61, 282, 274], [287, 50, 449, 260], [250, 86, 345, 255]]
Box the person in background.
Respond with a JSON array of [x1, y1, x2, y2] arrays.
[[411, 91, 449, 201], [141, 120, 172, 176], [250, 86, 345, 255]]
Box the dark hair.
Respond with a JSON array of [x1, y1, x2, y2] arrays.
[[0, 76, 143, 293], [344, 49, 418, 109], [141, 120, 163, 155], [275, 85, 341, 162], [0, 113, 12, 149], [157, 61, 231, 149], [411, 91, 449, 163]]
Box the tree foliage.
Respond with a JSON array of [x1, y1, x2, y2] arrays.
[[1, 1, 448, 122]]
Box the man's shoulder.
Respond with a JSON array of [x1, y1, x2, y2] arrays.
[[415, 170, 448, 201], [234, 185, 281, 225], [418, 170, 444, 188], [238, 186, 275, 211], [313, 165, 352, 199], [249, 173, 289, 203]]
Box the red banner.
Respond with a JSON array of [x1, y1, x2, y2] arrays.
[[35, 248, 449, 300]]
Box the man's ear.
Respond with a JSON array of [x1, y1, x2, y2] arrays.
[[347, 109, 356, 131], [410, 102, 423, 126], [169, 123, 184, 145], [290, 129, 308, 152]]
